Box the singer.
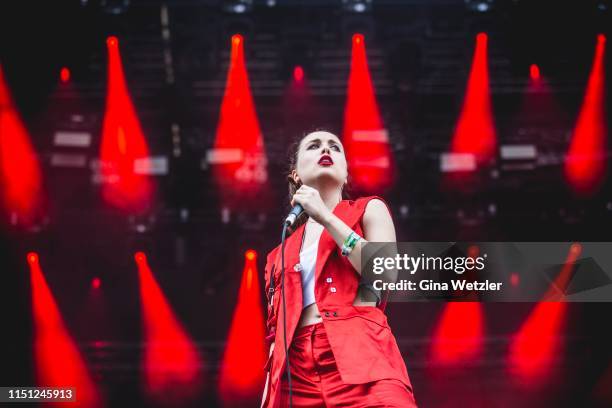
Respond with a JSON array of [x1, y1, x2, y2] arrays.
[[261, 130, 417, 408]]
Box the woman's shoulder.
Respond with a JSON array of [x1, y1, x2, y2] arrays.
[[347, 195, 390, 211], [349, 196, 393, 226]]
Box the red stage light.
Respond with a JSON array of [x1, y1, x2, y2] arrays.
[[431, 302, 483, 364], [530, 64, 540, 81], [135, 251, 146, 263], [106, 36, 118, 47], [220, 247, 266, 405], [27, 252, 39, 265], [0, 65, 44, 225], [343, 33, 395, 193], [100, 35, 154, 212], [245, 249, 256, 261], [60, 67, 71, 83], [137, 256, 203, 402], [565, 34, 607, 194], [92, 277, 101, 289], [213, 34, 269, 210], [29, 256, 101, 406], [509, 244, 579, 381], [450, 32, 496, 163], [293, 65, 304, 82]]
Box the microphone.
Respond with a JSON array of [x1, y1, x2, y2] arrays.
[[284, 204, 304, 226]]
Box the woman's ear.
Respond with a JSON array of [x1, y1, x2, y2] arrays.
[[291, 169, 301, 184]]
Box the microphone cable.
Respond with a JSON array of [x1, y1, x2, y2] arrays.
[[280, 222, 293, 408]]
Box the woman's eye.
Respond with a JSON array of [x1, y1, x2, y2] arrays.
[[331, 145, 341, 151], [308, 144, 318, 150]]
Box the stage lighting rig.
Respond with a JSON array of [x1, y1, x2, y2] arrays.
[[342, 0, 372, 13], [465, 0, 494, 13], [223, 0, 253, 14]]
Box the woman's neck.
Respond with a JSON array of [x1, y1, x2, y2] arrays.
[[317, 187, 342, 211]]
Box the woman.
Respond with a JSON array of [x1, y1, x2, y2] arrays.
[[261, 130, 417, 408]]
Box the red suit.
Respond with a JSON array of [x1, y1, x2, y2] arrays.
[[262, 196, 417, 408]]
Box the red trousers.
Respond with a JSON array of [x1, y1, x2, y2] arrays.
[[279, 322, 417, 408]]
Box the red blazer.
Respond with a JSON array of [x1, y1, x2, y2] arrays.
[[262, 196, 413, 408]]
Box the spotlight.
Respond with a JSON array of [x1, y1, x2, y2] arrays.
[[106, 36, 118, 47], [134, 252, 147, 264], [27, 252, 39, 265], [223, 0, 253, 14], [293, 65, 304, 82], [342, 0, 372, 13], [60, 67, 70, 83], [465, 0, 494, 12], [530, 64, 540, 81], [245, 249, 257, 261]]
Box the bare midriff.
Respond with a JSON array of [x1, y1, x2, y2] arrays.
[[297, 298, 378, 328], [298, 303, 323, 327]]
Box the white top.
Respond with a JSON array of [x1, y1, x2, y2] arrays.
[[299, 224, 323, 309]]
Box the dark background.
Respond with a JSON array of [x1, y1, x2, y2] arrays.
[[1, 1, 611, 406]]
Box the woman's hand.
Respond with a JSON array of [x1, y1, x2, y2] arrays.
[[290, 185, 333, 225]]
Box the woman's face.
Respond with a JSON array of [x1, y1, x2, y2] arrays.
[[293, 131, 348, 188]]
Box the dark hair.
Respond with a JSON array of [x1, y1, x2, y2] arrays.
[[286, 129, 352, 233]]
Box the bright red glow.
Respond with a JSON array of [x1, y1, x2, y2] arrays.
[[245, 249, 256, 261], [564, 35, 607, 195], [214, 35, 269, 210], [530, 64, 540, 81], [0, 65, 44, 225], [512, 58, 562, 151], [60, 67, 71, 83], [509, 302, 567, 382], [431, 302, 483, 364], [137, 255, 204, 403], [283, 61, 313, 127], [92, 277, 101, 289], [135, 251, 147, 264], [29, 256, 102, 407], [510, 273, 519, 287], [106, 36, 118, 47], [450, 32, 496, 162], [343, 33, 395, 193], [509, 244, 580, 382], [27, 252, 39, 265], [219, 246, 266, 405], [293, 65, 304, 82], [100, 37, 154, 213]]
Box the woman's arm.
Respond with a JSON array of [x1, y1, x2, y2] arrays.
[[322, 198, 396, 275], [290, 186, 396, 275]]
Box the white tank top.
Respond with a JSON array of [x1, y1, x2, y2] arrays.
[[299, 224, 322, 309]]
